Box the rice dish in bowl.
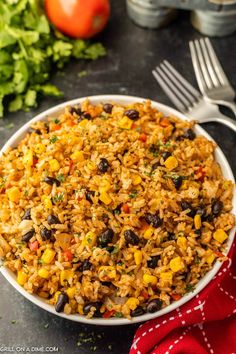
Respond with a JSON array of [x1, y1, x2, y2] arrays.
[[0, 95, 235, 324]]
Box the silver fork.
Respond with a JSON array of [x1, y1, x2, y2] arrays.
[[152, 60, 236, 132], [189, 37, 236, 117]]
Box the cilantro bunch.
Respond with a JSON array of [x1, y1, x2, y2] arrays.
[[0, 0, 106, 117]]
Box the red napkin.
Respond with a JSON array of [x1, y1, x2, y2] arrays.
[[130, 241, 236, 354]]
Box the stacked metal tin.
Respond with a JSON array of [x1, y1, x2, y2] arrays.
[[126, 0, 236, 36]]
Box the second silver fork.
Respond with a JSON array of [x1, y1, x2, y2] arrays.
[[152, 60, 236, 132]]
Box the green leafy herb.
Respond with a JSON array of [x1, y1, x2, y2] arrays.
[[111, 245, 119, 254], [56, 174, 65, 182], [115, 312, 123, 318], [53, 118, 60, 124], [114, 209, 121, 215], [0, 1, 106, 117], [50, 135, 59, 143], [52, 193, 64, 203], [185, 284, 195, 293], [24, 190, 29, 196], [129, 190, 138, 199]]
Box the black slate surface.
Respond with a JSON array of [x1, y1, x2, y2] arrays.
[[0, 1, 235, 354]]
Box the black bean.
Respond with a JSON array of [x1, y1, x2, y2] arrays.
[[144, 213, 163, 228], [124, 109, 139, 120], [79, 260, 92, 272], [212, 200, 223, 216], [69, 105, 82, 116], [147, 255, 160, 269], [55, 293, 69, 313], [124, 230, 139, 245], [47, 214, 61, 225], [172, 176, 183, 189], [162, 151, 171, 161], [168, 232, 176, 240], [40, 227, 52, 241], [85, 189, 95, 203], [44, 176, 60, 187], [181, 201, 195, 218], [44, 123, 50, 134], [103, 103, 113, 114], [183, 129, 196, 140], [78, 112, 91, 122], [101, 281, 111, 287], [98, 228, 114, 247], [106, 246, 115, 253], [21, 208, 31, 220], [22, 229, 35, 242], [83, 302, 102, 317], [194, 229, 201, 236], [28, 127, 42, 135], [97, 158, 110, 173], [146, 299, 163, 313], [151, 162, 160, 171], [131, 306, 145, 317]]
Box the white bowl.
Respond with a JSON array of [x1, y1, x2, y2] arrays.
[[1, 95, 235, 325]]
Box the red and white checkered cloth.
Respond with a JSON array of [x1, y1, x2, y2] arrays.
[[130, 241, 236, 354]]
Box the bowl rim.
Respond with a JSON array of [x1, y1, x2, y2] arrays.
[[0, 94, 235, 326]]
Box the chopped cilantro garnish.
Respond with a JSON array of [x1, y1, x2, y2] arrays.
[[185, 284, 195, 293], [52, 193, 64, 203], [56, 174, 65, 182], [111, 245, 119, 254], [115, 312, 123, 318], [53, 118, 60, 124], [129, 190, 138, 198], [50, 135, 59, 143]]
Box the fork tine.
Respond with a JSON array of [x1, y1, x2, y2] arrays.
[[162, 60, 201, 101], [194, 39, 213, 89], [199, 38, 219, 87], [189, 40, 206, 95], [152, 69, 186, 113], [204, 37, 230, 87]]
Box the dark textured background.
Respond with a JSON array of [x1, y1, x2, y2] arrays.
[[0, 1, 235, 353]]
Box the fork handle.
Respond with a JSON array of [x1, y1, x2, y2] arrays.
[[203, 115, 236, 133], [213, 100, 236, 118]]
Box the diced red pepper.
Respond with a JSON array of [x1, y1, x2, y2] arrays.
[[132, 123, 137, 130], [141, 290, 149, 300], [63, 249, 73, 262], [102, 309, 115, 319], [195, 166, 205, 183], [32, 157, 38, 167], [139, 133, 147, 142], [122, 203, 130, 214], [29, 241, 39, 251], [214, 250, 225, 258], [51, 124, 61, 131], [160, 117, 171, 127], [171, 293, 182, 301]]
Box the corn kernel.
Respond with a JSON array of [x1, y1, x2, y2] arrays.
[[143, 274, 157, 286], [160, 271, 173, 284], [34, 143, 46, 154], [78, 119, 89, 128], [194, 214, 202, 229], [7, 186, 21, 203], [143, 227, 154, 240], [126, 297, 140, 310], [164, 156, 178, 171], [132, 175, 142, 186], [83, 231, 97, 248], [99, 192, 112, 205], [169, 256, 184, 272], [67, 286, 76, 299], [118, 116, 133, 129], [38, 268, 50, 279], [17, 270, 28, 285], [23, 149, 33, 167], [41, 249, 56, 264], [213, 229, 228, 243], [49, 159, 60, 172], [60, 270, 73, 286], [177, 236, 187, 250], [99, 179, 111, 193], [78, 304, 84, 315], [41, 196, 52, 209], [54, 291, 61, 303], [98, 266, 116, 281], [205, 250, 216, 265], [134, 250, 142, 265], [71, 151, 84, 162], [87, 161, 96, 170]]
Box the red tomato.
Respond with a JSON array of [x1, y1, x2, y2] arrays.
[[139, 133, 147, 142], [29, 241, 39, 251], [171, 293, 182, 301], [102, 309, 115, 318], [45, 0, 110, 39], [63, 249, 73, 262], [122, 203, 130, 214]]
